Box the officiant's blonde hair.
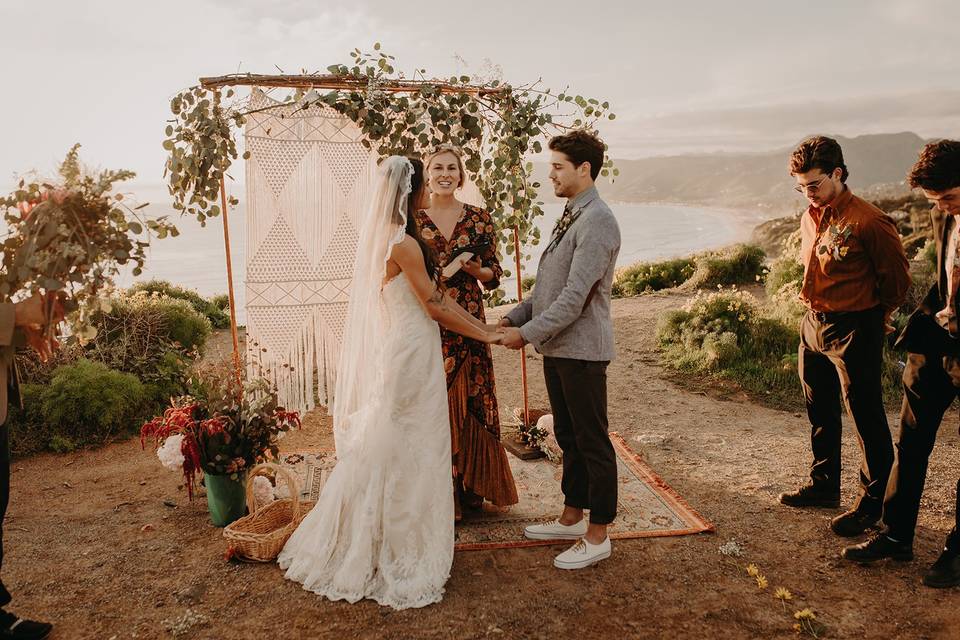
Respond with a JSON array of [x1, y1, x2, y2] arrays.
[[425, 145, 466, 189]]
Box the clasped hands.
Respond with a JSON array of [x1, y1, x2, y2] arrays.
[[484, 317, 525, 350]]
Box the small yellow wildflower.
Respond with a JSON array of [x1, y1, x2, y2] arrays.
[[794, 609, 816, 621], [756, 575, 768, 590], [775, 587, 793, 601], [746, 563, 759, 577]]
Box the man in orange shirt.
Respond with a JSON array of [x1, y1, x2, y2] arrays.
[[779, 136, 910, 539], [843, 140, 960, 588]]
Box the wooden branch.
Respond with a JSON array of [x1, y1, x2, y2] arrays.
[[199, 73, 509, 97]]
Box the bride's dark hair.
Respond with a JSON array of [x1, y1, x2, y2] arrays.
[[404, 158, 441, 283]]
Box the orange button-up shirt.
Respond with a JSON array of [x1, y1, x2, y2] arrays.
[[799, 187, 910, 314]]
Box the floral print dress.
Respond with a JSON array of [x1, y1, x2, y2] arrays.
[[413, 204, 519, 507]]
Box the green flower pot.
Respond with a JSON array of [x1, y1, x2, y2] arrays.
[[204, 471, 247, 527]]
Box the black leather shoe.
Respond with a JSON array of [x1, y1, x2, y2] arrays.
[[778, 484, 841, 508], [842, 533, 913, 563], [0, 612, 53, 640], [830, 510, 880, 537], [922, 548, 960, 589]]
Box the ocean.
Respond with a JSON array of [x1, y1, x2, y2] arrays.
[[117, 185, 762, 324]]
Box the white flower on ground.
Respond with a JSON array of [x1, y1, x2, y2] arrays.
[[252, 476, 276, 507], [157, 434, 185, 471]]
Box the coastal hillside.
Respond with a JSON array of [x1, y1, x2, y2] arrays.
[[535, 132, 929, 213]]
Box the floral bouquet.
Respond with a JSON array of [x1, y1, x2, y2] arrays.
[[140, 362, 301, 498], [0, 144, 177, 349]]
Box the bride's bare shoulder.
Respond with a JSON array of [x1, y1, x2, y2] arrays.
[[391, 234, 421, 256]]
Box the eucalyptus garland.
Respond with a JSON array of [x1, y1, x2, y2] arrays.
[[163, 44, 618, 273]]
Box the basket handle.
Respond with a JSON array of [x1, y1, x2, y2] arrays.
[[244, 462, 302, 519]]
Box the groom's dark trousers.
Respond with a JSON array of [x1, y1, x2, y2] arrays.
[[543, 357, 617, 525]]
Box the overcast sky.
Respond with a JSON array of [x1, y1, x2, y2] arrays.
[[3, 0, 958, 186]]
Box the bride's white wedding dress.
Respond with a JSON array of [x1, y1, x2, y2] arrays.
[[278, 271, 454, 609]]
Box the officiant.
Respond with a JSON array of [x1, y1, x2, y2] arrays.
[[411, 146, 519, 519]]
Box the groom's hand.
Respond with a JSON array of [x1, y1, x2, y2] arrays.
[[497, 317, 511, 329], [500, 326, 525, 350]]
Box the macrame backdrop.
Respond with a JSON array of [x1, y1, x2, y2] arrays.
[[243, 88, 487, 415], [244, 89, 377, 414]]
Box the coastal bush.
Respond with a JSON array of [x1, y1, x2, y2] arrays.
[[657, 289, 800, 405], [41, 360, 149, 445], [614, 258, 696, 296], [86, 291, 209, 407], [130, 279, 230, 329], [7, 362, 149, 455], [685, 244, 767, 290]]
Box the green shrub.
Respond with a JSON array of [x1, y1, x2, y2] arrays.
[[657, 289, 802, 406], [6, 384, 49, 456], [86, 292, 208, 408], [211, 293, 230, 310], [129, 280, 230, 329], [685, 244, 767, 290], [615, 257, 696, 296], [40, 360, 149, 444], [7, 363, 149, 456]]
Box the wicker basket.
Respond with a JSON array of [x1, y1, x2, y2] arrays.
[[222, 463, 311, 562]]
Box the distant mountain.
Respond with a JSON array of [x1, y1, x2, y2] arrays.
[[533, 132, 928, 214]]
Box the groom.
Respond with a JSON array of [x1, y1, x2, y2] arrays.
[[499, 130, 621, 570]]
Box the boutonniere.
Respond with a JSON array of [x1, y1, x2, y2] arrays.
[[547, 206, 583, 252], [818, 220, 856, 261]]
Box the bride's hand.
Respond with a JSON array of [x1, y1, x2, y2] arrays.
[[484, 330, 505, 345]]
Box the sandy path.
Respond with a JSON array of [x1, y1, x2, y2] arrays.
[[5, 291, 959, 639]]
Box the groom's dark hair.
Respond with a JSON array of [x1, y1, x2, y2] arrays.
[[549, 130, 606, 181]]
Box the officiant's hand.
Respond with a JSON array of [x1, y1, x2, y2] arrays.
[[499, 327, 526, 350], [461, 256, 482, 278]]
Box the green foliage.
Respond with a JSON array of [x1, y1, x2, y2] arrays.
[[521, 276, 536, 294], [163, 44, 617, 266], [129, 279, 229, 329], [6, 361, 149, 455], [41, 360, 148, 444], [685, 244, 767, 290], [85, 291, 210, 407], [657, 289, 800, 405], [210, 293, 230, 311], [0, 145, 178, 341], [614, 257, 696, 296]]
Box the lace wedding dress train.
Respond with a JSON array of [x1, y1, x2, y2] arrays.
[[278, 272, 454, 609]]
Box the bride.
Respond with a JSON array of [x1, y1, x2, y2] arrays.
[[278, 156, 502, 609]]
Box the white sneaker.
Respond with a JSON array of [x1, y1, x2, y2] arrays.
[[553, 537, 611, 570], [524, 518, 589, 540]]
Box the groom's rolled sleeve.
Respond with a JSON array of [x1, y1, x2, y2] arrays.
[[519, 216, 619, 349]]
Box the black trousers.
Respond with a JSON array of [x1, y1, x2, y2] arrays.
[[0, 423, 10, 607], [798, 307, 894, 515], [543, 356, 617, 525], [882, 352, 960, 551]]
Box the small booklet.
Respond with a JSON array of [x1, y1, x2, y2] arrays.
[[442, 242, 491, 279]]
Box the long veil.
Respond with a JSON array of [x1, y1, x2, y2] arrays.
[[332, 156, 413, 456]]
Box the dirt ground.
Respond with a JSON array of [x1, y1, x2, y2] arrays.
[[5, 291, 960, 639]]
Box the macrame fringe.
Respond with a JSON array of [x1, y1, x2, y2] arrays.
[[247, 309, 341, 415], [448, 363, 519, 507]]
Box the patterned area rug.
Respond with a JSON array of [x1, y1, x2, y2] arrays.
[[276, 433, 713, 551]]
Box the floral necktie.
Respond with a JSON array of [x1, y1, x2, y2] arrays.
[[546, 203, 582, 253]]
